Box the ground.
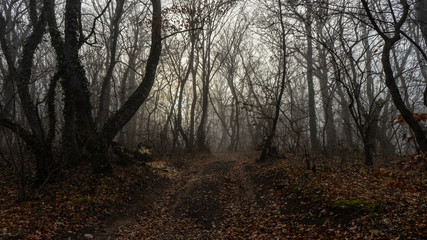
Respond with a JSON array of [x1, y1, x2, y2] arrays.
[[0, 152, 426, 239]]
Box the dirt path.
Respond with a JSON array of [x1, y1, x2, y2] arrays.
[[83, 152, 261, 239], [81, 152, 366, 239], [69, 152, 423, 239]]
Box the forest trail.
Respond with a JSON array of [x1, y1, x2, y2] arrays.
[[87, 152, 265, 239], [0, 150, 422, 239], [68, 152, 426, 240]]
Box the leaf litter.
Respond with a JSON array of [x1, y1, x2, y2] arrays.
[[0, 152, 425, 239]]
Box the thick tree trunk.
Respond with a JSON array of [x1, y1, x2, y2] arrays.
[[47, 0, 161, 174], [1, 0, 161, 179], [0, 4, 56, 183], [62, 0, 99, 169], [1, 75, 15, 116], [363, 100, 384, 166]]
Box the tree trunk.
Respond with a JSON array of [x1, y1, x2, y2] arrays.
[[196, 77, 209, 152], [363, 100, 384, 166], [177, 33, 196, 152], [125, 53, 139, 148], [415, 35, 427, 107], [62, 0, 99, 169], [362, 0, 427, 152], [382, 42, 427, 152], [333, 60, 353, 149], [337, 84, 353, 148], [362, 17, 375, 105], [101, 0, 162, 143], [306, 0, 319, 151], [318, 46, 336, 149], [189, 50, 199, 150], [258, 0, 287, 162], [416, 0, 427, 45], [97, 0, 125, 129], [316, 1, 335, 150], [392, 48, 412, 107], [0, 4, 55, 183], [227, 70, 240, 152], [196, 32, 211, 152]]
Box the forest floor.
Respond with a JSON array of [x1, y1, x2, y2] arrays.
[[0, 152, 426, 239]]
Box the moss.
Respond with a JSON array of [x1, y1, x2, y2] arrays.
[[310, 194, 321, 200], [366, 202, 388, 212], [74, 195, 97, 205], [333, 199, 368, 208], [333, 199, 388, 212]]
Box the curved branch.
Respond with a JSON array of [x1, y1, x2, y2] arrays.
[[80, 0, 113, 47], [360, 0, 389, 40], [0, 116, 35, 147], [400, 30, 427, 62], [101, 0, 162, 142]]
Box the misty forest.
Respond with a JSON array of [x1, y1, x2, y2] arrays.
[[0, 0, 426, 239]]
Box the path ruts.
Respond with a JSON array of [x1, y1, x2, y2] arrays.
[[90, 152, 259, 240]]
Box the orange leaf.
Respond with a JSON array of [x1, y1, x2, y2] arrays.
[[402, 133, 407, 140], [396, 115, 405, 124]]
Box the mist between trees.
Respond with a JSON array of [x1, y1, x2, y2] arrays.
[[1, 0, 427, 184]]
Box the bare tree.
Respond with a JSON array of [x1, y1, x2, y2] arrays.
[[0, 0, 162, 182], [257, 0, 288, 161], [97, 0, 125, 128], [362, 0, 427, 152]]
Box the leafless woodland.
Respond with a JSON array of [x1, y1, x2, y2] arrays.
[[1, 0, 427, 182]]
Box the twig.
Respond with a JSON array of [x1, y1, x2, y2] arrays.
[[161, 27, 203, 40]]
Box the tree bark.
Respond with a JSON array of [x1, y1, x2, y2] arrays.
[[190, 49, 199, 150], [0, 2, 55, 183], [306, 0, 319, 151], [415, 0, 427, 45], [362, 0, 427, 152], [60, 0, 99, 169], [196, 31, 211, 152], [316, 0, 336, 150], [177, 33, 196, 152], [363, 100, 384, 166]]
